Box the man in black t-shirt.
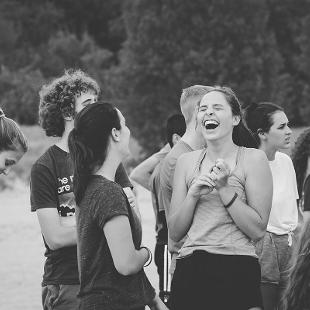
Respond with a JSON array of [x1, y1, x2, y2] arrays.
[[30, 69, 134, 310]]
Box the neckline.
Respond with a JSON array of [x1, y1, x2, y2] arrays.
[[197, 146, 242, 175]]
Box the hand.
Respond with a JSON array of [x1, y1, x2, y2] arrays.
[[188, 174, 216, 199], [149, 295, 169, 310], [209, 159, 230, 189], [123, 187, 136, 208]]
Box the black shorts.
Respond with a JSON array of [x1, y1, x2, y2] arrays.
[[169, 250, 262, 310]]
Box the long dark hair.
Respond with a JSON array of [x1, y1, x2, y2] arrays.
[[243, 102, 283, 147], [68, 102, 121, 205], [292, 128, 310, 197], [282, 218, 310, 310], [199, 86, 258, 148]]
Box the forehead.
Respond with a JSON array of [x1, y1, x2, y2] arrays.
[[0, 149, 23, 161], [200, 91, 228, 106], [271, 111, 288, 125]]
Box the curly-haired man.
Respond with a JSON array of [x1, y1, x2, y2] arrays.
[[30, 69, 134, 310]]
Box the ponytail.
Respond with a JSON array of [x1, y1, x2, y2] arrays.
[[68, 128, 94, 205], [232, 120, 258, 148]]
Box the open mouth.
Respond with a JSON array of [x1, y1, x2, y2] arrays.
[[203, 119, 219, 130]]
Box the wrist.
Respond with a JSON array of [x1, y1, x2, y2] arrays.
[[140, 246, 152, 267]]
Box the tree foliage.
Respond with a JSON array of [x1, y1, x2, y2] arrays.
[[0, 0, 310, 154]]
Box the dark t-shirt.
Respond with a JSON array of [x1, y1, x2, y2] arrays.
[[30, 145, 132, 286], [303, 174, 310, 212], [77, 175, 155, 309]]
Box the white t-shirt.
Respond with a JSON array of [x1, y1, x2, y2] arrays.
[[267, 151, 299, 234]]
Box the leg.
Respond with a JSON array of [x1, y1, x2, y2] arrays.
[[261, 282, 279, 310]]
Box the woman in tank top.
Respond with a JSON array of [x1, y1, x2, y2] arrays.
[[168, 86, 273, 310], [244, 102, 299, 310]]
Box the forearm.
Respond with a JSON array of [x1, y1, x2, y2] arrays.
[[47, 226, 77, 250], [218, 186, 266, 241], [122, 247, 149, 275], [169, 193, 198, 242]]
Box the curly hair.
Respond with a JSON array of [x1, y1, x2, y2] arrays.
[[292, 128, 310, 197], [39, 69, 100, 137], [282, 218, 310, 310]]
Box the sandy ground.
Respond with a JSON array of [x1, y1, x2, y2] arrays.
[[0, 185, 158, 310]]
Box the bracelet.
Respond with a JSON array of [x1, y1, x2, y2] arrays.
[[224, 192, 238, 209], [140, 246, 153, 267]]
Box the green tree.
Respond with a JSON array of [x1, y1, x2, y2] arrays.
[[111, 0, 283, 154]]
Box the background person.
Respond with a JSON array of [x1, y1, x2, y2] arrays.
[[158, 85, 211, 277], [130, 114, 186, 302], [30, 69, 134, 310], [0, 108, 28, 176], [292, 127, 310, 221], [68, 102, 167, 310], [244, 102, 299, 310]]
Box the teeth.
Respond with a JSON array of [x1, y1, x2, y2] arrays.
[[203, 120, 219, 129]]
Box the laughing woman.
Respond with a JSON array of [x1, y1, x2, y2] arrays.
[[168, 87, 272, 310], [68, 102, 167, 310], [244, 102, 299, 310], [0, 108, 27, 176]]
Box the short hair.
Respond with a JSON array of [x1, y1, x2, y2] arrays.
[[39, 69, 100, 137], [166, 114, 186, 147], [180, 85, 212, 124], [0, 108, 28, 153]]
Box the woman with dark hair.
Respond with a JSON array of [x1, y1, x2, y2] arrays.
[[168, 86, 272, 310], [0, 108, 27, 175], [68, 102, 167, 310], [282, 218, 310, 310], [244, 102, 299, 310], [292, 128, 310, 219]]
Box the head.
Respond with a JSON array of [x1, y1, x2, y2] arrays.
[[39, 69, 100, 137], [282, 218, 310, 310], [180, 85, 213, 126], [244, 102, 291, 150], [0, 108, 28, 175], [166, 114, 186, 147], [292, 128, 310, 197], [68, 102, 130, 204], [196, 86, 257, 148]]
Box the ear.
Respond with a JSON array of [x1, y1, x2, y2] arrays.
[[232, 115, 241, 126], [172, 133, 181, 146], [257, 129, 266, 140], [111, 128, 121, 142]]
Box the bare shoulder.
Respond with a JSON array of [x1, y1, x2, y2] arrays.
[[243, 148, 269, 169], [177, 149, 204, 167]]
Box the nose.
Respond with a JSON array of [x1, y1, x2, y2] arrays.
[[286, 126, 292, 135]]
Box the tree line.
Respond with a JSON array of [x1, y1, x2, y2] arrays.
[[0, 0, 309, 154]]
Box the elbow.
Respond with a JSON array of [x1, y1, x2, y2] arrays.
[[114, 258, 141, 276], [250, 224, 267, 242]]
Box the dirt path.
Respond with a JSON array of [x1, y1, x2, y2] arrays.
[[0, 185, 158, 310]]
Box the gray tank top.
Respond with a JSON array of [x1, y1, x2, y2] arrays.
[[179, 147, 257, 258]]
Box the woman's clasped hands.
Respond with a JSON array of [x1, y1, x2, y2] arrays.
[[188, 158, 231, 199]]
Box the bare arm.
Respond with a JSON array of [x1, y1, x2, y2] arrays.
[[104, 215, 149, 276], [168, 155, 215, 242], [216, 150, 273, 241], [36, 209, 77, 250], [130, 145, 170, 190]]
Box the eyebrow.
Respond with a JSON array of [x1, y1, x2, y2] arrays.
[[82, 99, 93, 105]]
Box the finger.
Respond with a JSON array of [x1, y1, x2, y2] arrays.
[[199, 175, 216, 187], [211, 166, 221, 175]]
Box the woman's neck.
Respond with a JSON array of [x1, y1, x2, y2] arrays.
[[206, 137, 238, 161], [94, 150, 122, 182], [259, 143, 277, 161]]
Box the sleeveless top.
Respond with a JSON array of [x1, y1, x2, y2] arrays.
[[178, 147, 257, 259]]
